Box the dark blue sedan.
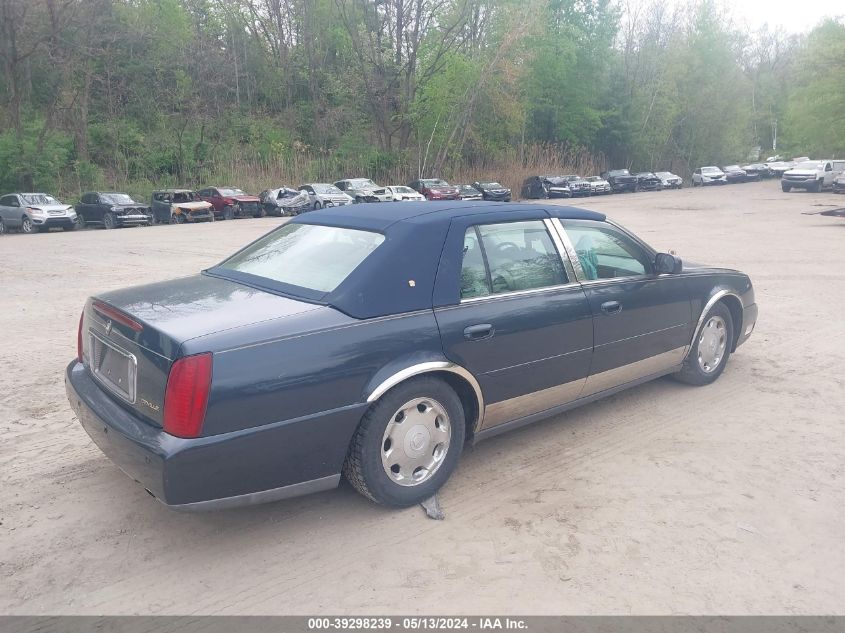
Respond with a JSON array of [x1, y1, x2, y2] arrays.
[[65, 202, 757, 510]]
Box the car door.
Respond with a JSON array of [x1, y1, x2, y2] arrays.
[[558, 219, 692, 397], [434, 211, 594, 430], [0, 195, 22, 228]]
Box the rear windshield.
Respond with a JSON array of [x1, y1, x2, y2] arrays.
[[217, 223, 384, 294]]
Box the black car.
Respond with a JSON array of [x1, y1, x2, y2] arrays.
[[66, 201, 757, 511], [601, 169, 638, 193], [521, 175, 571, 199], [472, 181, 512, 202], [456, 184, 483, 200], [561, 175, 592, 197], [740, 164, 769, 180], [75, 192, 151, 229], [721, 165, 748, 184], [635, 172, 663, 191]]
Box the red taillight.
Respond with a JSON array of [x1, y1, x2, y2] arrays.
[[163, 353, 213, 438], [93, 300, 143, 332], [77, 311, 84, 363]]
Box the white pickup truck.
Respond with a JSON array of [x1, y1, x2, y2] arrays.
[[782, 159, 845, 192]]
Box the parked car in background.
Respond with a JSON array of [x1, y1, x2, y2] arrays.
[[197, 187, 263, 219], [792, 156, 810, 163], [691, 167, 727, 186], [384, 186, 425, 202], [409, 178, 461, 201], [456, 184, 483, 200], [601, 169, 638, 193], [585, 176, 612, 195], [66, 202, 757, 511], [655, 171, 683, 189], [150, 190, 213, 224], [559, 175, 591, 197], [521, 175, 571, 199], [76, 192, 151, 229], [472, 181, 512, 201], [768, 161, 794, 178], [721, 165, 748, 184], [634, 172, 663, 191], [781, 160, 841, 193], [298, 183, 354, 209], [259, 187, 311, 215], [0, 192, 77, 234], [740, 164, 769, 180], [834, 173, 845, 194], [334, 178, 392, 203]]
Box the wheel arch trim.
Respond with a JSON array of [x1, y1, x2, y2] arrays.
[[366, 361, 485, 427], [686, 289, 743, 359]]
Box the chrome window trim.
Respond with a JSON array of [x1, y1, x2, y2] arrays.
[[549, 218, 586, 282], [366, 361, 485, 427], [543, 218, 576, 281], [457, 281, 582, 306], [685, 290, 743, 359]]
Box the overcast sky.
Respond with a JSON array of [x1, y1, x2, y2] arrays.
[[727, 0, 844, 33]]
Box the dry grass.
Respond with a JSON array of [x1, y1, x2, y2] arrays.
[[93, 143, 605, 203]]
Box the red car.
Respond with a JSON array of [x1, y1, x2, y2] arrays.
[[408, 178, 460, 200], [196, 187, 264, 220]]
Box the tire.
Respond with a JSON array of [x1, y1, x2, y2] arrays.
[[343, 376, 466, 507], [223, 205, 235, 221], [21, 216, 34, 234], [314, 201, 323, 210], [354, 196, 363, 204], [781, 183, 791, 192], [0, 218, 5, 235], [673, 302, 734, 386], [811, 180, 821, 193], [255, 206, 266, 218], [175, 212, 186, 224], [103, 212, 115, 229]]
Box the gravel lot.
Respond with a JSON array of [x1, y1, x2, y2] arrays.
[[1, 181, 843, 615]]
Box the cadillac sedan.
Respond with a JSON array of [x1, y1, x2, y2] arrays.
[[66, 203, 757, 510]]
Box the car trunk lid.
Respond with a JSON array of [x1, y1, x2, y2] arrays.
[[80, 274, 320, 427]]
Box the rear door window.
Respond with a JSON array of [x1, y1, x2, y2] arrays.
[[460, 221, 567, 299]]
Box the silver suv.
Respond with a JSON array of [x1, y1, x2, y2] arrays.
[[0, 193, 78, 234]]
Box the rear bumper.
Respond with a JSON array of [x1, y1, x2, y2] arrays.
[[736, 302, 758, 349], [66, 360, 363, 510]]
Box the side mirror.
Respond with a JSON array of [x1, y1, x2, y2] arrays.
[[655, 252, 682, 274]]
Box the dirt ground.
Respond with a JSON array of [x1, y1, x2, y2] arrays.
[[1, 181, 843, 615]]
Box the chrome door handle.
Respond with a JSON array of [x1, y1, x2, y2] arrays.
[[464, 323, 494, 340], [600, 301, 622, 315]]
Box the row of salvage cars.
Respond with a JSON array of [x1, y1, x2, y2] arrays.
[[0, 179, 515, 235], [691, 158, 845, 193], [521, 170, 683, 198]]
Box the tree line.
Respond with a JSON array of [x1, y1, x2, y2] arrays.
[[0, 0, 842, 196]]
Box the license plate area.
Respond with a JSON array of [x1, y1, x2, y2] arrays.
[[89, 331, 137, 403]]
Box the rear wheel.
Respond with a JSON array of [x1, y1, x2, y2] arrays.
[[76, 214, 86, 230], [343, 377, 465, 507], [21, 216, 34, 234], [0, 218, 5, 235], [674, 302, 733, 386]]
